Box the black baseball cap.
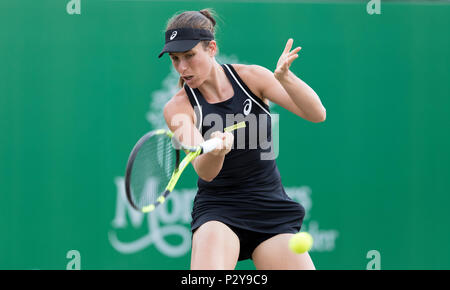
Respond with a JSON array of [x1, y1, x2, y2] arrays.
[[158, 28, 214, 58]]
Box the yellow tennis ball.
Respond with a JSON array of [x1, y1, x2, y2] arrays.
[[289, 232, 313, 254]]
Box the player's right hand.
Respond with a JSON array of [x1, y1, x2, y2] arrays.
[[209, 131, 234, 156]]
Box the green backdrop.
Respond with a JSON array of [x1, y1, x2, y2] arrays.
[[1, 0, 449, 270]]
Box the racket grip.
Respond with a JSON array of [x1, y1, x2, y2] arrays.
[[201, 138, 222, 154]]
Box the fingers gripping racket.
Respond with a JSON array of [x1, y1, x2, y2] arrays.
[[124, 121, 246, 213]]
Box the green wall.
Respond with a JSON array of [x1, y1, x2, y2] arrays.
[[1, 0, 449, 269]]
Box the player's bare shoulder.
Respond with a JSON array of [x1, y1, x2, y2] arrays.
[[163, 88, 196, 129], [230, 64, 271, 105]]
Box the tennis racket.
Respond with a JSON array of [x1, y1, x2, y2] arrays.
[[124, 121, 246, 213]]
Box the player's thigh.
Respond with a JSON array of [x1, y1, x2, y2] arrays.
[[251, 233, 315, 270], [191, 220, 240, 269]]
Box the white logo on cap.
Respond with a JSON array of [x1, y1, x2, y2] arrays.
[[170, 31, 177, 40]]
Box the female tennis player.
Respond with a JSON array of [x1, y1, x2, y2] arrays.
[[160, 9, 325, 270]]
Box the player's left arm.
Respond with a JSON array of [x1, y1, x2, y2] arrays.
[[247, 39, 326, 123]]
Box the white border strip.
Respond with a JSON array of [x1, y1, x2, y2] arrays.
[[188, 87, 203, 133], [223, 64, 271, 117]]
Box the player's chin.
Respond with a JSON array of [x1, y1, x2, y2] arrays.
[[184, 76, 201, 88]]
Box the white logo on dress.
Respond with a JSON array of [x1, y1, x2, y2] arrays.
[[170, 31, 177, 40], [243, 99, 252, 116]]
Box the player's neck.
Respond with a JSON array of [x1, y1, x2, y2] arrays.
[[198, 61, 233, 103]]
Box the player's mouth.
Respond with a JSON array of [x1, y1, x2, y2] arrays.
[[182, 75, 194, 82]]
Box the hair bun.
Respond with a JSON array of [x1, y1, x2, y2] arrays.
[[199, 9, 216, 27]]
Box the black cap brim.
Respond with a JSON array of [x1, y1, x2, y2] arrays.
[[158, 39, 201, 58]]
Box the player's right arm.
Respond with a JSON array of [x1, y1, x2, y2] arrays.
[[163, 89, 233, 182]]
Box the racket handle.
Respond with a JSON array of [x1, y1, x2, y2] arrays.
[[200, 138, 222, 154]]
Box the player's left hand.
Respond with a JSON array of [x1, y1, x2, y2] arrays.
[[274, 38, 301, 80]]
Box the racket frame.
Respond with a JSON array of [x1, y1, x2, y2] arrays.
[[125, 121, 246, 213]]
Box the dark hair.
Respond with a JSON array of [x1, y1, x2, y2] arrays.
[[166, 9, 217, 87]]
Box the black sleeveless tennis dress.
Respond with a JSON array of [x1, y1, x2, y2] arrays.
[[185, 64, 305, 261]]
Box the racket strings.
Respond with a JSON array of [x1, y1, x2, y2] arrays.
[[130, 133, 176, 209]]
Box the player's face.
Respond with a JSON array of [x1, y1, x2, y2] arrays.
[[169, 41, 215, 88]]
